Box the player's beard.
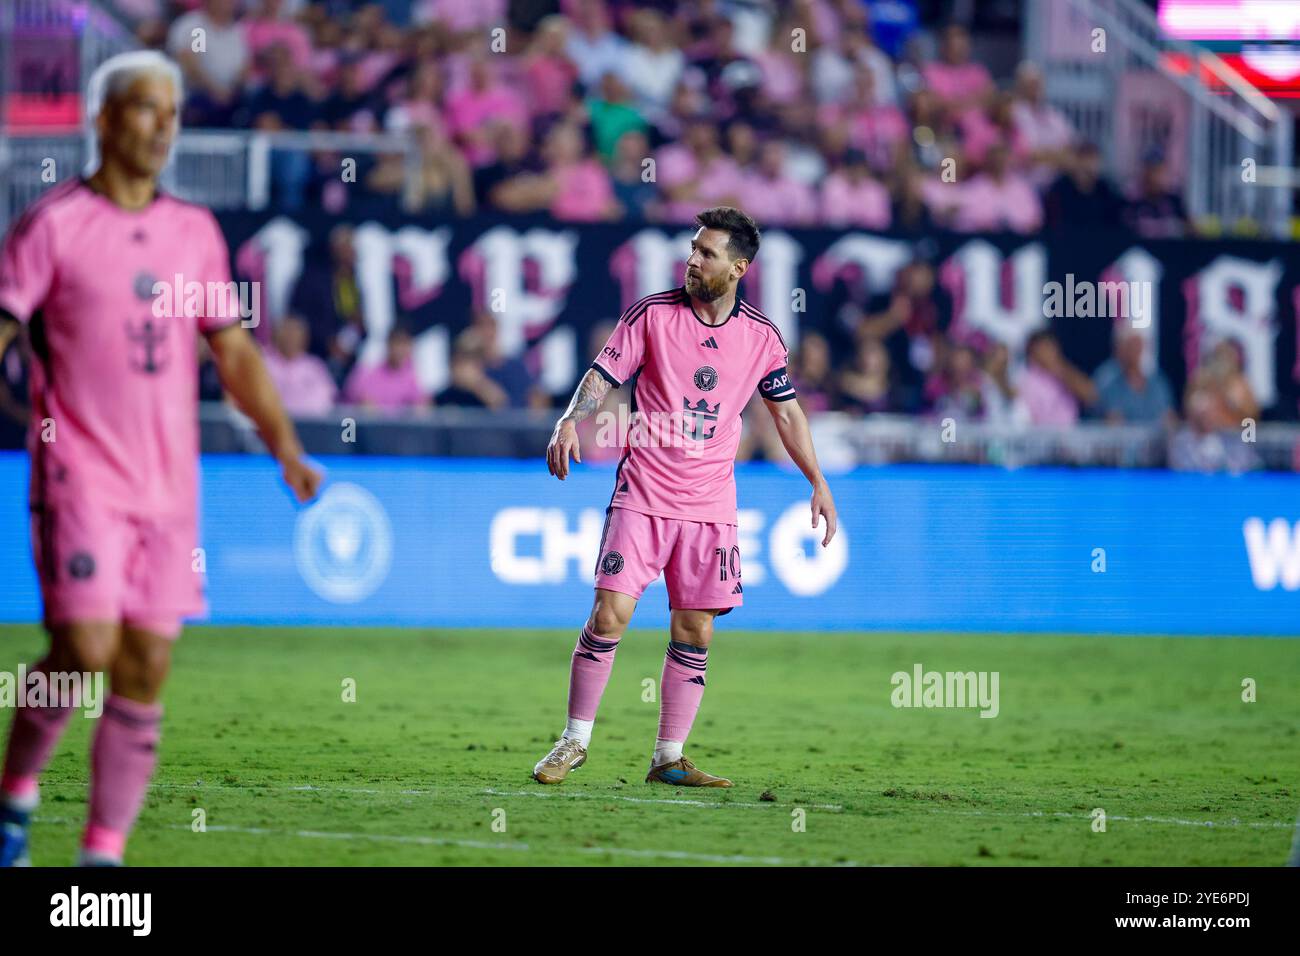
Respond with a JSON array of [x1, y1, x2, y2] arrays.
[[686, 271, 729, 302]]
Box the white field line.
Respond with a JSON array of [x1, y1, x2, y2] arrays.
[[137, 780, 846, 812], [33, 779, 1293, 829], [917, 807, 1295, 829], [480, 787, 845, 811], [30, 815, 861, 866]]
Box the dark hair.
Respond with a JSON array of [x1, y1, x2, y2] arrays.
[[694, 206, 761, 263], [1026, 329, 1056, 352]]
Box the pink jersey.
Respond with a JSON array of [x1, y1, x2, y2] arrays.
[[591, 288, 794, 525], [0, 179, 238, 519]]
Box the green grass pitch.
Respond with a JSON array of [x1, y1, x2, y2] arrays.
[[1, 624, 1296, 866]]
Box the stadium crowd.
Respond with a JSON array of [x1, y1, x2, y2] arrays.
[[0, 1, 1253, 471], [101, 0, 1192, 235]]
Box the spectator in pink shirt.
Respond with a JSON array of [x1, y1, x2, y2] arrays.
[[384, 61, 448, 139], [414, 0, 508, 35], [445, 54, 530, 167], [820, 149, 892, 229], [1016, 331, 1098, 426], [742, 140, 818, 227], [651, 118, 743, 223], [958, 92, 1031, 169], [522, 16, 581, 120], [243, 0, 312, 83], [262, 315, 338, 418], [491, 123, 620, 221], [343, 326, 430, 412], [951, 143, 1043, 233], [544, 123, 620, 222], [1011, 62, 1075, 181], [306, 17, 343, 90], [822, 65, 909, 174], [923, 23, 994, 114], [756, 7, 810, 125]]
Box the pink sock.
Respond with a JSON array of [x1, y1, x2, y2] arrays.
[[566, 624, 621, 721], [657, 641, 708, 743], [85, 695, 162, 857], [0, 658, 75, 802]]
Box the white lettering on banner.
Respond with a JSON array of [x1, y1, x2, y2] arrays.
[[745, 230, 803, 343], [1243, 517, 1300, 590], [1187, 255, 1282, 407], [354, 223, 453, 393], [1109, 248, 1163, 372], [462, 226, 578, 356], [239, 215, 309, 323], [942, 239, 1047, 353], [811, 233, 913, 297], [610, 228, 698, 305], [487, 506, 845, 595]]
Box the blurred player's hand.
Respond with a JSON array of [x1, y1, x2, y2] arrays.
[[547, 420, 581, 480], [811, 481, 837, 547], [281, 455, 323, 503]]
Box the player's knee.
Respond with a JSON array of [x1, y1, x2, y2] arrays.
[[52, 623, 118, 674], [671, 612, 715, 647], [114, 641, 172, 700], [589, 600, 631, 638]]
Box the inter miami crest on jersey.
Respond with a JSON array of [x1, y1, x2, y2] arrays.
[[128, 271, 169, 374], [600, 551, 624, 575], [126, 317, 169, 374], [694, 365, 718, 391], [682, 397, 720, 441], [133, 272, 157, 300]]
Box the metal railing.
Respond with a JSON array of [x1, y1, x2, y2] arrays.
[[195, 402, 1300, 471], [1, 129, 423, 233], [1024, 0, 1294, 236]]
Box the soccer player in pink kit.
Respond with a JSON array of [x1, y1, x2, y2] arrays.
[[0, 52, 321, 866], [534, 206, 838, 787]]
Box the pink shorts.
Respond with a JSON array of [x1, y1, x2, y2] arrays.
[[594, 507, 743, 614], [30, 499, 204, 639]]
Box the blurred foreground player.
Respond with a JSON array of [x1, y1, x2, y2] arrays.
[[0, 52, 321, 865], [536, 206, 837, 787]]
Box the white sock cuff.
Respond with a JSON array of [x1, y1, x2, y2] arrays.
[[563, 717, 594, 746], [652, 739, 684, 765]]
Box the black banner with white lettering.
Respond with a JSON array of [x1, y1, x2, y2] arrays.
[[214, 210, 1300, 419]]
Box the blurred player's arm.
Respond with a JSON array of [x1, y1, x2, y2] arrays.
[[205, 323, 322, 503], [764, 395, 838, 547], [0, 314, 27, 425], [547, 368, 612, 480]]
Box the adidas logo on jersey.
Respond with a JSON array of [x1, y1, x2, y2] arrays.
[[731, 582, 743, 594], [700, 336, 719, 349]]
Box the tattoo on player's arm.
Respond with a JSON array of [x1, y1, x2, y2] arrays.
[[561, 369, 611, 425]]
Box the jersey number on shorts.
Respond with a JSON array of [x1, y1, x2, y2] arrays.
[[714, 546, 740, 581]]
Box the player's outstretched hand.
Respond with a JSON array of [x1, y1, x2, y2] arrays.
[[282, 455, 323, 503], [547, 419, 581, 480], [811, 481, 837, 548]]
